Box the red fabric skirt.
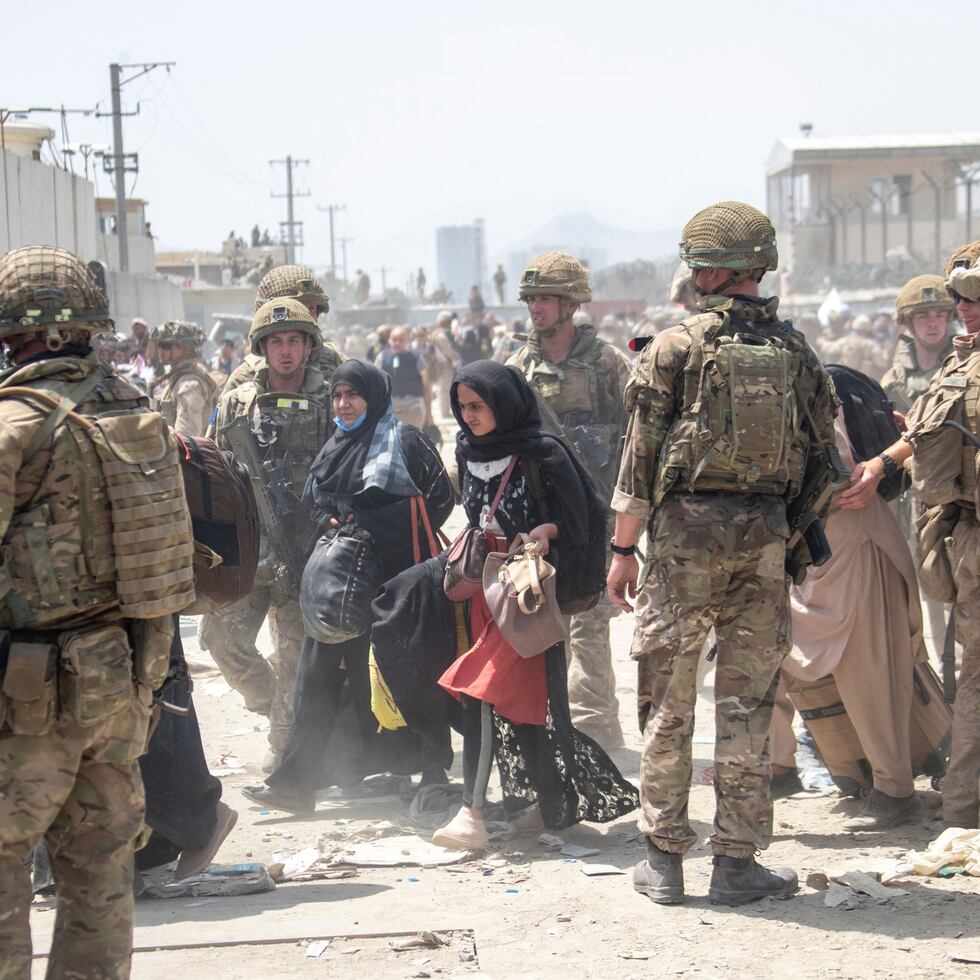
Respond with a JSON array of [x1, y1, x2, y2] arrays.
[[438, 588, 548, 726]]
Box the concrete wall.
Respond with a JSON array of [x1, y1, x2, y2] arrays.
[[97, 231, 157, 276], [181, 285, 256, 332], [106, 271, 184, 329], [0, 148, 97, 255]]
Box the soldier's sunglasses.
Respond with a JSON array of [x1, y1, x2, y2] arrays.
[[949, 289, 976, 305]]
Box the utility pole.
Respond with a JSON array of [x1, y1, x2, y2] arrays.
[[377, 265, 391, 298], [96, 62, 174, 272], [339, 237, 353, 282], [109, 65, 129, 271], [317, 203, 345, 277], [270, 156, 310, 264]]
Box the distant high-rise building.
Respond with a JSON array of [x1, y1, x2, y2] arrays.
[[436, 219, 487, 305]]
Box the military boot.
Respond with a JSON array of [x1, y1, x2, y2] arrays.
[[708, 855, 798, 906], [844, 788, 920, 832], [633, 840, 684, 905]]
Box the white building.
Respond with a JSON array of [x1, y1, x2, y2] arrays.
[[766, 132, 980, 273], [0, 123, 182, 328], [435, 219, 487, 305]]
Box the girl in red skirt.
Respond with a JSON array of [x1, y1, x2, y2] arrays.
[[433, 360, 637, 850]]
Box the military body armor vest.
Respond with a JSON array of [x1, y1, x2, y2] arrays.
[[654, 311, 808, 503], [151, 358, 218, 431], [883, 335, 952, 415], [909, 338, 980, 511], [516, 331, 623, 497], [0, 366, 196, 628], [220, 369, 331, 505]]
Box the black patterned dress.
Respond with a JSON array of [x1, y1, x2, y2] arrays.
[[440, 454, 638, 828]]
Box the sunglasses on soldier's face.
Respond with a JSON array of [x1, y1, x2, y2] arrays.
[[949, 290, 976, 305], [158, 341, 175, 349]]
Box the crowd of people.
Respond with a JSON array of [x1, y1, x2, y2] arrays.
[[2, 201, 980, 975]]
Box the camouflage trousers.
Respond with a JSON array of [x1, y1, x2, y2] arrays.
[[945, 512, 980, 828], [0, 694, 150, 979], [199, 587, 304, 754], [567, 587, 624, 751], [632, 493, 790, 858]]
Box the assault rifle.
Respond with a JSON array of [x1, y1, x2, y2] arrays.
[[220, 414, 307, 596]]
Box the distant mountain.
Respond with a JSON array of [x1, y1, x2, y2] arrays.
[[494, 212, 679, 270]]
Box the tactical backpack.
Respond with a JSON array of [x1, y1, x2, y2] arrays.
[[657, 319, 805, 498], [0, 376, 197, 621], [175, 434, 260, 615], [826, 364, 906, 501]]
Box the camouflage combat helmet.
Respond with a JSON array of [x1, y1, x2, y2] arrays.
[[249, 297, 322, 354], [679, 201, 778, 281], [895, 275, 954, 322], [0, 245, 112, 347], [151, 320, 207, 354], [668, 261, 695, 305], [518, 252, 592, 304], [945, 241, 980, 303], [254, 264, 330, 314]]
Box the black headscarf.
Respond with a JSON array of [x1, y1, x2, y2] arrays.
[[451, 360, 551, 463], [307, 359, 392, 499], [451, 360, 607, 606]]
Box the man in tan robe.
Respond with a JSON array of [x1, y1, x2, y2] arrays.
[[770, 415, 922, 831]]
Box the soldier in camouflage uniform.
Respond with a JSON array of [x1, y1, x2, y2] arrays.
[[0, 246, 193, 976], [148, 320, 219, 437], [200, 298, 332, 763], [508, 252, 631, 750], [843, 241, 980, 829], [608, 202, 837, 906], [223, 264, 344, 396], [881, 276, 956, 414], [881, 276, 956, 651]]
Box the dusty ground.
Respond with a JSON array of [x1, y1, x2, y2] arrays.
[[29, 609, 980, 979], [27, 425, 980, 978]]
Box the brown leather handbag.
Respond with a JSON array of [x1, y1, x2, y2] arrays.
[[483, 534, 568, 658], [443, 457, 516, 601]]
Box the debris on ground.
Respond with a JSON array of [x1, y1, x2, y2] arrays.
[[880, 828, 980, 881], [390, 931, 449, 951], [335, 834, 473, 867], [138, 863, 276, 899]]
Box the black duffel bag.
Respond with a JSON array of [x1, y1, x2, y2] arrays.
[[300, 524, 382, 644]]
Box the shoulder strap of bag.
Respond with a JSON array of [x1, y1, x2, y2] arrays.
[[0, 366, 107, 458], [480, 455, 518, 530], [410, 495, 440, 565]]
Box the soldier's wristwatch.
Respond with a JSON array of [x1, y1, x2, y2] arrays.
[[610, 539, 636, 557], [878, 452, 899, 479]]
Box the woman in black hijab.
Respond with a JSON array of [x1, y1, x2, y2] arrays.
[[245, 360, 454, 814], [432, 360, 637, 850]]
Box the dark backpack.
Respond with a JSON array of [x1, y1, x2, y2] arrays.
[[176, 435, 260, 614], [826, 364, 907, 501]]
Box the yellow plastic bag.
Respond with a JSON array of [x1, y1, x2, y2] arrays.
[[368, 648, 406, 731]]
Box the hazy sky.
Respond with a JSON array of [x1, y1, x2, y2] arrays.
[[6, 0, 977, 288]]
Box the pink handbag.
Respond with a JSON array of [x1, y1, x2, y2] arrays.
[[482, 534, 568, 658], [443, 457, 517, 601]]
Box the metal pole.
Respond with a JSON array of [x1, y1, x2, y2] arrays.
[[968, 178, 974, 243], [328, 206, 335, 276], [109, 63, 129, 272], [285, 155, 295, 264], [340, 238, 351, 282]]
